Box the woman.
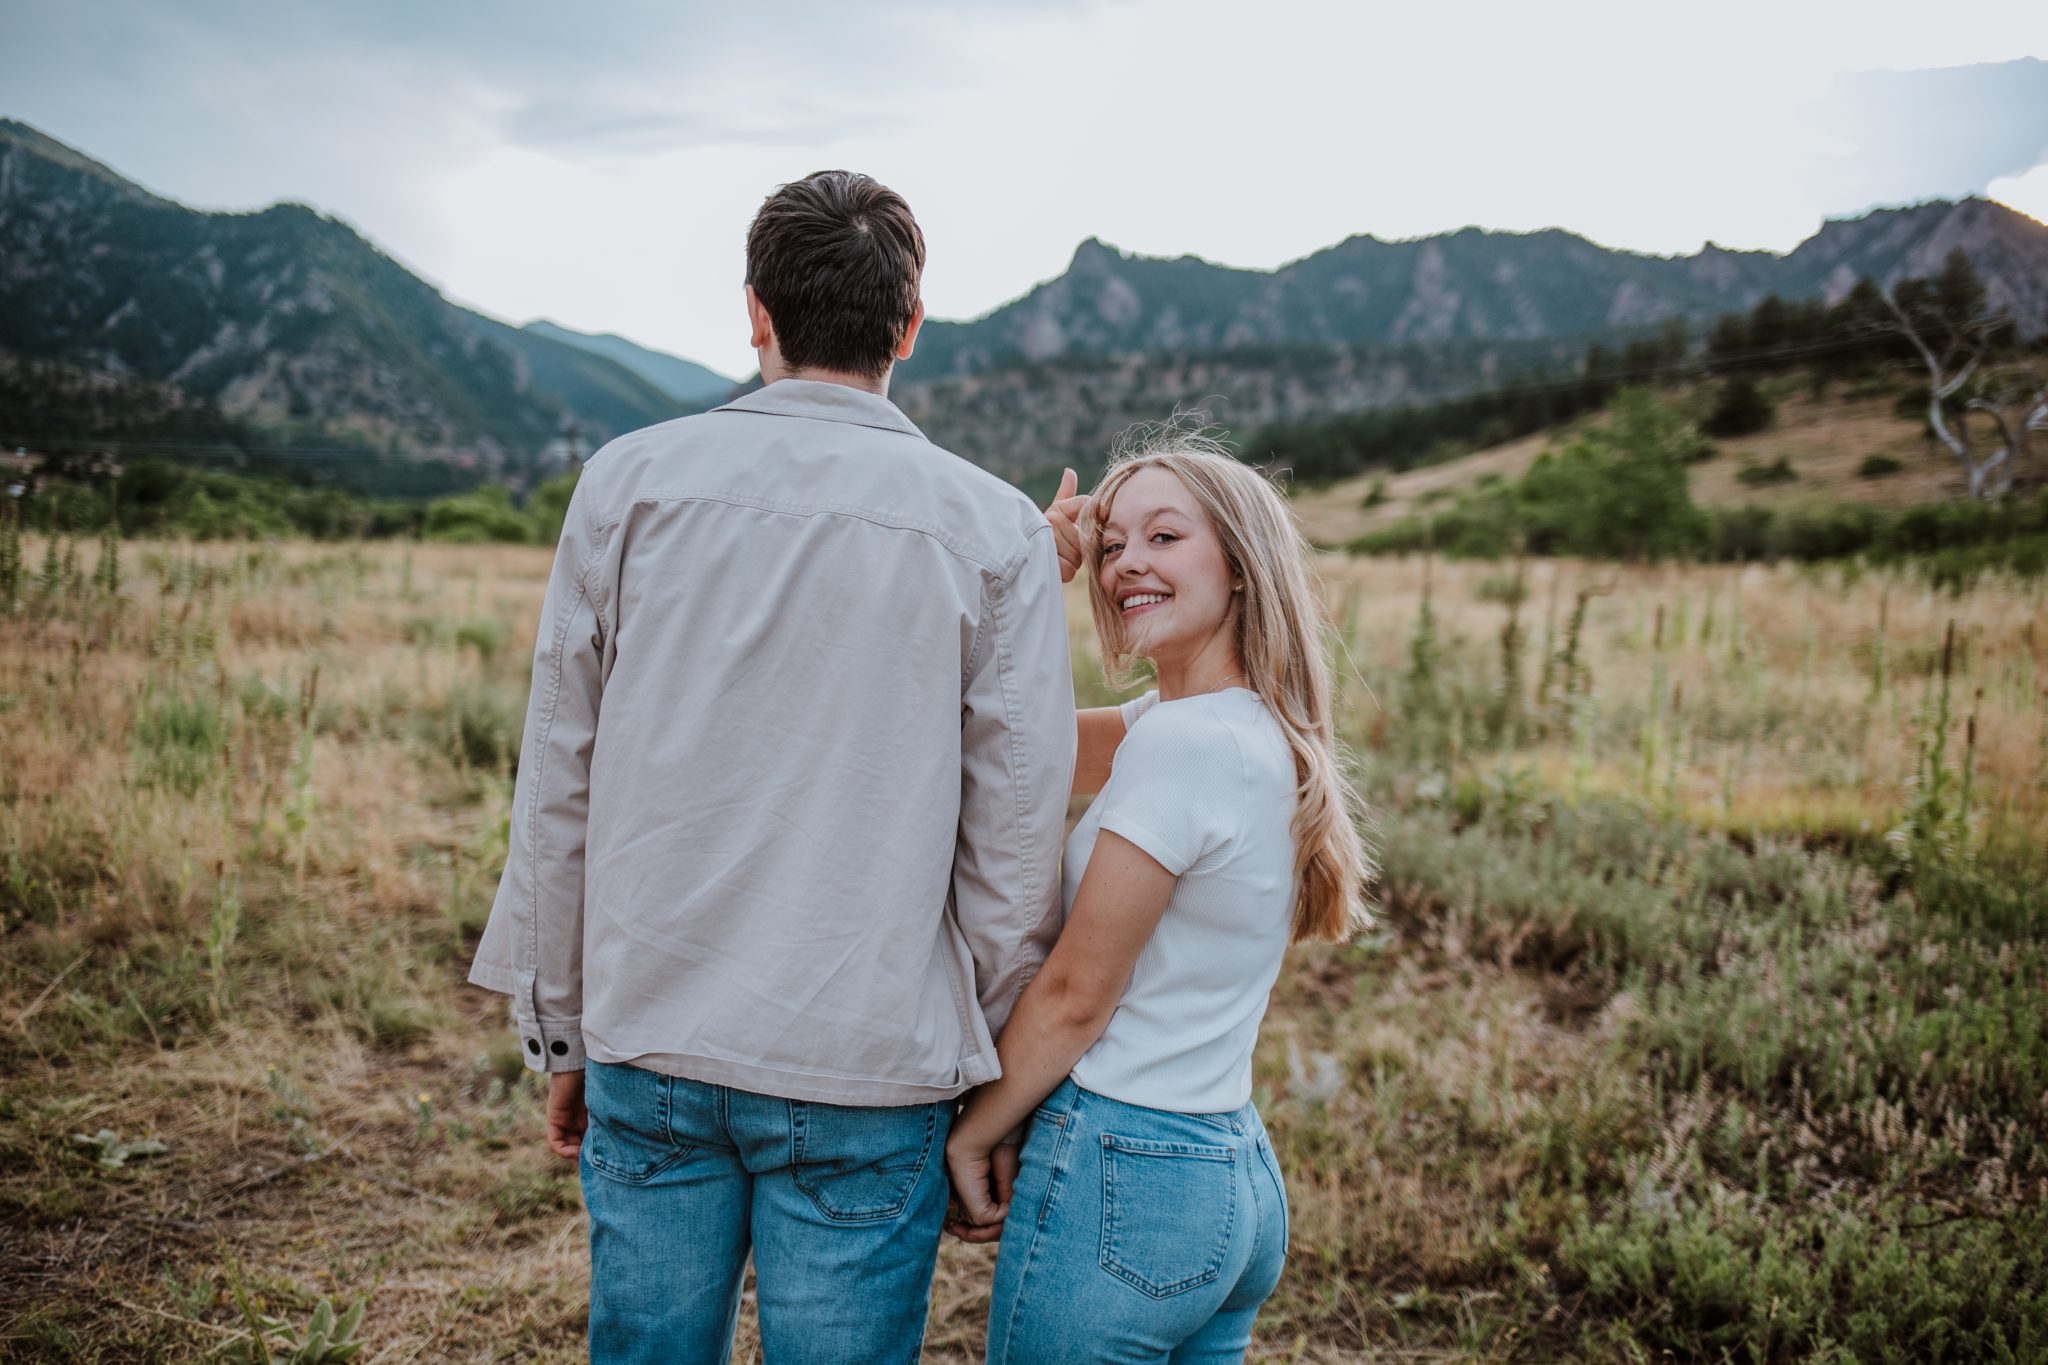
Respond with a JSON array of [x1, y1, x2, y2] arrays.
[[944, 432, 1372, 1363]]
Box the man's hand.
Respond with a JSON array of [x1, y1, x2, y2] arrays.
[[942, 1136, 1021, 1244], [1045, 468, 1086, 585], [545, 1069, 587, 1161]]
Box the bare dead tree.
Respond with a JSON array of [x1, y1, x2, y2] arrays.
[[1880, 253, 2047, 501], [1962, 366, 2048, 501]]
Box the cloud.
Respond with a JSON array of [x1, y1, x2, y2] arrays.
[[1805, 57, 2048, 209], [497, 98, 893, 156], [2, 0, 2041, 376]]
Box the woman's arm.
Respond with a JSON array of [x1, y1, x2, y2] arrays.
[[944, 830, 1177, 1233], [1073, 707, 1127, 796]]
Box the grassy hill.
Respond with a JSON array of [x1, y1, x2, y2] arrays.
[[1289, 376, 1950, 550]]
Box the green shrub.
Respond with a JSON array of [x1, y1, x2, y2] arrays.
[[1473, 571, 1529, 606], [423, 487, 539, 545], [1348, 390, 1707, 562], [1557, 1189, 2048, 1362], [1777, 504, 1881, 561], [1857, 454, 1904, 479], [455, 619, 505, 666], [1708, 504, 1778, 561], [131, 687, 223, 794], [1735, 456, 1797, 486], [1912, 533, 2048, 591], [432, 683, 521, 775], [1702, 376, 1775, 437]]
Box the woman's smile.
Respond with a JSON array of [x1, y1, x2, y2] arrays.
[[1119, 591, 1172, 616]]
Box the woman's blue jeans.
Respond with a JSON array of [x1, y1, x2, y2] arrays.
[[577, 1058, 953, 1365], [986, 1077, 1290, 1364]]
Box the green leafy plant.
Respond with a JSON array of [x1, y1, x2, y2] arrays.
[[224, 1287, 366, 1364], [1888, 621, 1977, 878], [72, 1128, 167, 1172], [163, 1268, 218, 1317]]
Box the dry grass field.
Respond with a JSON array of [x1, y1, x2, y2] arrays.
[[2, 533, 2043, 1361]]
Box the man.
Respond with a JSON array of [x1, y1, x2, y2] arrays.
[[467, 170, 1075, 1363]]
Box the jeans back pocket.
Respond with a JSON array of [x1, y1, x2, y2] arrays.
[[1097, 1133, 1236, 1298], [582, 1062, 693, 1185], [790, 1100, 941, 1223]]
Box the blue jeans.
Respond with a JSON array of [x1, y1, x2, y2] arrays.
[[578, 1059, 954, 1365], [986, 1078, 1289, 1364]]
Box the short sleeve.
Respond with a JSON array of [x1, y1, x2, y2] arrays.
[[1118, 689, 1160, 730], [1095, 705, 1244, 876]]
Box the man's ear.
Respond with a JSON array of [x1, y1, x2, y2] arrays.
[[896, 299, 926, 361], [745, 285, 774, 353]]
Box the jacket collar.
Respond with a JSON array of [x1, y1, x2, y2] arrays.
[[714, 378, 926, 440]]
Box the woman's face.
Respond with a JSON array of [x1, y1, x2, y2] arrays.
[[1095, 466, 1239, 666]]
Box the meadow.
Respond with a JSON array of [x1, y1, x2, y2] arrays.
[[1, 526, 2043, 1361]]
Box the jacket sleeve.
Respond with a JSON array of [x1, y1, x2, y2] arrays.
[[953, 524, 1077, 1041], [466, 483, 608, 1074]]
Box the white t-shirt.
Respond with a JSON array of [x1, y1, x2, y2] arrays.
[[1061, 687, 1299, 1113]]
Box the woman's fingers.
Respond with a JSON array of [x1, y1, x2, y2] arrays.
[[945, 1141, 1018, 1242], [947, 1149, 1000, 1224], [1045, 469, 1088, 584]]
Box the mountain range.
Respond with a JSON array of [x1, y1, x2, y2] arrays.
[[3, 116, 2043, 490], [0, 118, 736, 480], [522, 320, 735, 407], [901, 198, 2048, 382]]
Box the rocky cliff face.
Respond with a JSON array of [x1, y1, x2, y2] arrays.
[[896, 335, 1584, 485], [1779, 198, 2048, 335]]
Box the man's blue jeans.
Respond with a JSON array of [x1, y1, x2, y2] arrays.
[[578, 1059, 954, 1364], [986, 1077, 1289, 1364]]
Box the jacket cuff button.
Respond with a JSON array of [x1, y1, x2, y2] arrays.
[[526, 1039, 541, 1054], [550, 1040, 569, 1056]]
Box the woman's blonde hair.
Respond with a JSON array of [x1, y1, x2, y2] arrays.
[[1083, 426, 1374, 944]]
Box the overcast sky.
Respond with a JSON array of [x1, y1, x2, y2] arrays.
[[4, 0, 2046, 378]]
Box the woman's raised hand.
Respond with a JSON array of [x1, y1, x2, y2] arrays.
[[1045, 468, 1087, 584]]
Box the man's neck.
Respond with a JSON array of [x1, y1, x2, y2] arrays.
[[763, 363, 891, 398]]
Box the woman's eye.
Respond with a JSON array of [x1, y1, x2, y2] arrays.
[[1102, 542, 1124, 557], [1151, 532, 1177, 545]]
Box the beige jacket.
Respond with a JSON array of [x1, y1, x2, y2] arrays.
[[467, 380, 1076, 1105]]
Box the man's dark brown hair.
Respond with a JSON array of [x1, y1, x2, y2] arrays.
[[746, 171, 926, 381]]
